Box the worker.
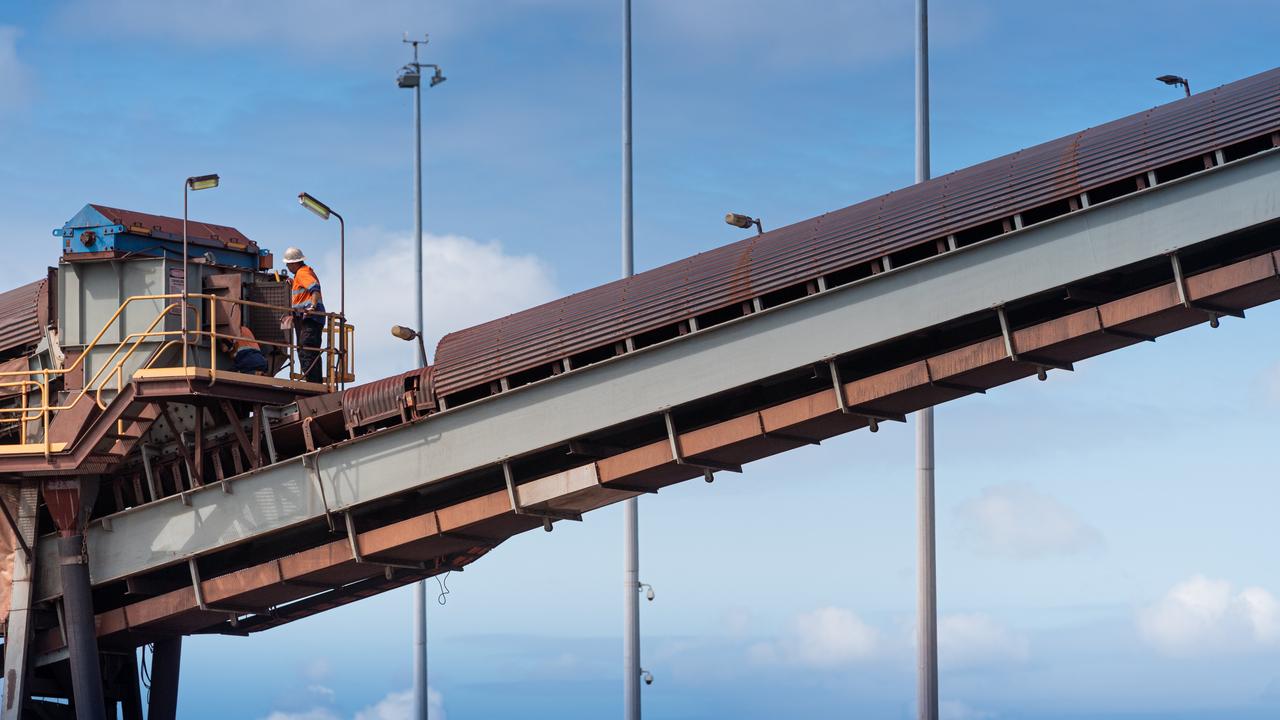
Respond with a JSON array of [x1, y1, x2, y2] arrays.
[[283, 246, 326, 383], [221, 324, 268, 375]]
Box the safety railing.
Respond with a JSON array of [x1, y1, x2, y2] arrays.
[[0, 292, 353, 456]]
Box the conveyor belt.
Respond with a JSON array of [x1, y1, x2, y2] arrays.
[[27, 145, 1280, 650]]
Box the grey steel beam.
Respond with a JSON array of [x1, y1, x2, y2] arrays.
[[2, 482, 39, 720], [34, 149, 1280, 598]]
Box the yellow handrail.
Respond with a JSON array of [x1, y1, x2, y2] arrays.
[[0, 291, 356, 450]]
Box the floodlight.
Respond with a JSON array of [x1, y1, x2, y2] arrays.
[[186, 174, 220, 191]]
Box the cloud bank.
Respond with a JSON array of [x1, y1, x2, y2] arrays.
[[334, 230, 558, 381], [261, 687, 443, 720], [955, 484, 1104, 559], [749, 606, 878, 668], [1138, 575, 1280, 656]]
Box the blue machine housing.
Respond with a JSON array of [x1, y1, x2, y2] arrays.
[[54, 203, 270, 270]]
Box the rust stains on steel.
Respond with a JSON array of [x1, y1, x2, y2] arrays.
[[340, 366, 436, 436], [52, 247, 1280, 646], [89, 204, 257, 250], [0, 277, 51, 357], [433, 66, 1280, 399]]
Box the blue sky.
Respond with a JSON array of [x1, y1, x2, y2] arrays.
[[3, 2, 1280, 719]]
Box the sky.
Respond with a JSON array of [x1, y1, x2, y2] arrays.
[[2, 1, 1280, 719]]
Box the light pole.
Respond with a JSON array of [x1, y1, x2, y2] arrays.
[[1157, 74, 1192, 97], [915, 3, 938, 720], [297, 193, 345, 322], [183, 174, 219, 370], [724, 212, 764, 236], [298, 193, 346, 384], [398, 35, 445, 720], [398, 35, 446, 368], [620, 1, 644, 718]]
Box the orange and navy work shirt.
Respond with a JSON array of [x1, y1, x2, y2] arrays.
[[232, 325, 261, 353], [290, 264, 324, 312]]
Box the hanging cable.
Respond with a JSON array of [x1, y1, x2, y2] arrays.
[[435, 571, 451, 605], [140, 643, 154, 702]]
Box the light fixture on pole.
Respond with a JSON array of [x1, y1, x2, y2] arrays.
[[298, 192, 346, 386], [391, 325, 428, 367], [297, 194, 345, 318], [183, 173, 219, 370], [1156, 74, 1191, 97], [724, 212, 764, 235], [399, 34, 446, 720]]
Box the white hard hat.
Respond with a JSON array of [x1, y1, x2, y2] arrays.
[[283, 247, 306, 263]]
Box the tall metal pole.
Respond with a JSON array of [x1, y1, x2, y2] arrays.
[[621, 1, 641, 719], [181, 185, 189, 370], [410, 40, 430, 720], [915, 2, 938, 720]]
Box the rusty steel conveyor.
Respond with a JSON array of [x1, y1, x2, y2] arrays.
[[3, 65, 1280, 719]]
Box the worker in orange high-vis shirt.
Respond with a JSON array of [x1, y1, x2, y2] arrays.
[[283, 246, 326, 383], [220, 324, 268, 375]]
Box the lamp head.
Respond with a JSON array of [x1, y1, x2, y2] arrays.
[[397, 66, 421, 88], [1156, 74, 1184, 86], [187, 174, 220, 191], [298, 192, 332, 221], [391, 325, 420, 341], [430, 67, 446, 87], [725, 212, 755, 229]]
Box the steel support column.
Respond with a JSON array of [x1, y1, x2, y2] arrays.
[[2, 482, 39, 720], [147, 638, 182, 720], [121, 650, 144, 720], [59, 534, 106, 720]]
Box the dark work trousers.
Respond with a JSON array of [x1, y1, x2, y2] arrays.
[[296, 317, 325, 383]]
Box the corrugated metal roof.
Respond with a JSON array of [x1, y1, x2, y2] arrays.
[[89, 205, 257, 250], [433, 66, 1280, 398], [0, 278, 49, 357]]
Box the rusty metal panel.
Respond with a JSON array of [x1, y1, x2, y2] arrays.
[[434, 67, 1280, 398], [0, 278, 47, 357], [89, 205, 257, 253], [342, 366, 435, 434]]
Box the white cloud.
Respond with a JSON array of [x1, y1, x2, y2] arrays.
[[1138, 575, 1280, 656], [938, 613, 1029, 669], [0, 26, 30, 112], [333, 230, 558, 381], [749, 606, 878, 668], [954, 484, 1103, 559], [260, 688, 443, 720], [354, 688, 444, 720], [262, 711, 339, 720], [306, 685, 337, 703]]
